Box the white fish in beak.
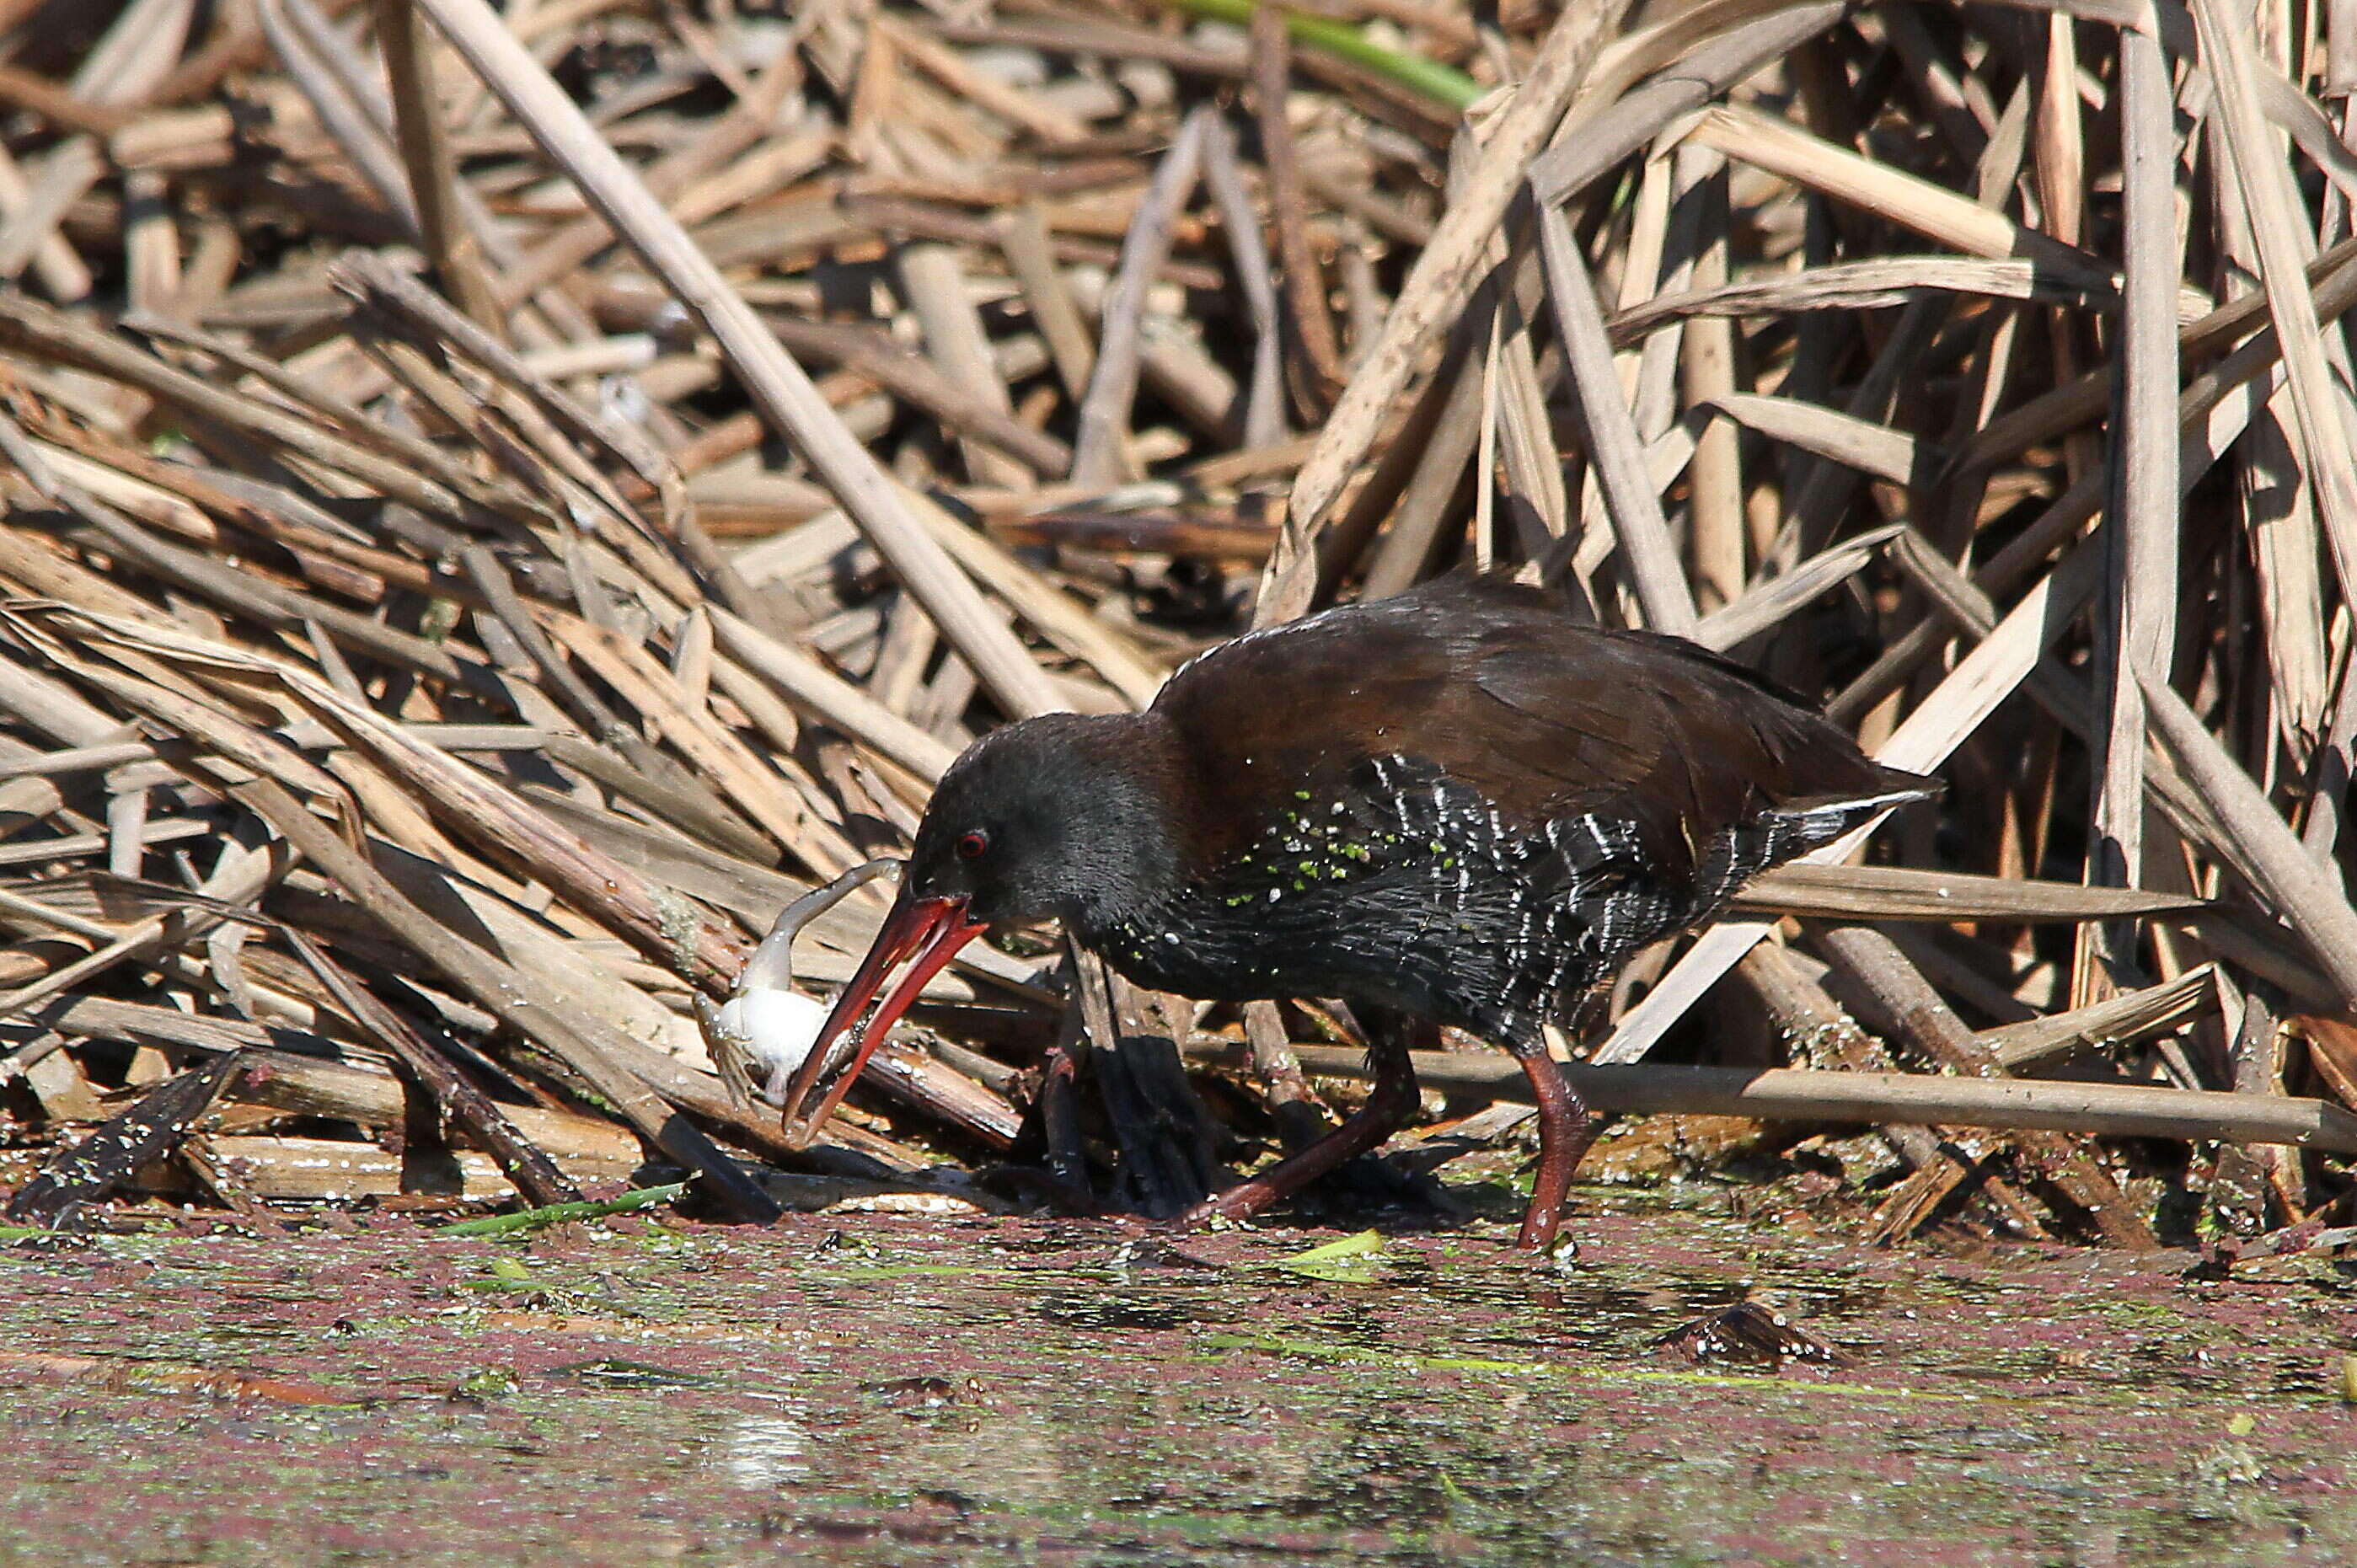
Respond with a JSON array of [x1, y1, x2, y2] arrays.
[[698, 859, 901, 1109]]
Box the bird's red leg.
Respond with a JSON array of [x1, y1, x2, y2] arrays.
[[1513, 1047, 1598, 1250], [1177, 1009, 1426, 1228]]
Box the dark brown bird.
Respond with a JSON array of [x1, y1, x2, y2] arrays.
[[778, 574, 1936, 1249]]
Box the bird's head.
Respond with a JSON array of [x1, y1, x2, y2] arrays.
[[902, 713, 1175, 925], [775, 712, 1175, 1144]]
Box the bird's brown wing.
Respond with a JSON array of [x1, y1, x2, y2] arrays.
[[1157, 576, 1917, 880], [1457, 629, 1917, 877]]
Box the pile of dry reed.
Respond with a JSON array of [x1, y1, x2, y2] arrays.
[[0, 0, 2350, 1255]]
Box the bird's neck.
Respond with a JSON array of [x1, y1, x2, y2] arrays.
[[1044, 711, 1192, 935]]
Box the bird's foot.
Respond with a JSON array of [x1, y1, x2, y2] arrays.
[[970, 1162, 1102, 1217], [1513, 1198, 1579, 1260], [1174, 1161, 1455, 1238], [1171, 1177, 1278, 1232]]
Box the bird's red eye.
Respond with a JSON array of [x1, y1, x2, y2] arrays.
[[955, 830, 989, 860]]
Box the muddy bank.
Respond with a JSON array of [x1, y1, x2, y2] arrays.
[[0, 1187, 2350, 1566]]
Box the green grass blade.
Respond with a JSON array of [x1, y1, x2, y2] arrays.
[[440, 1182, 689, 1238], [1149, 0, 1483, 111]]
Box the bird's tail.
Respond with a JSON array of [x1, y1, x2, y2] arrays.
[[1694, 773, 1942, 916]]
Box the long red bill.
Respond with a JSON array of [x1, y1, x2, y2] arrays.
[[777, 892, 984, 1148]]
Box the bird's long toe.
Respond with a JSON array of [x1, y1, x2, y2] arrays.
[[1174, 1176, 1282, 1230]]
